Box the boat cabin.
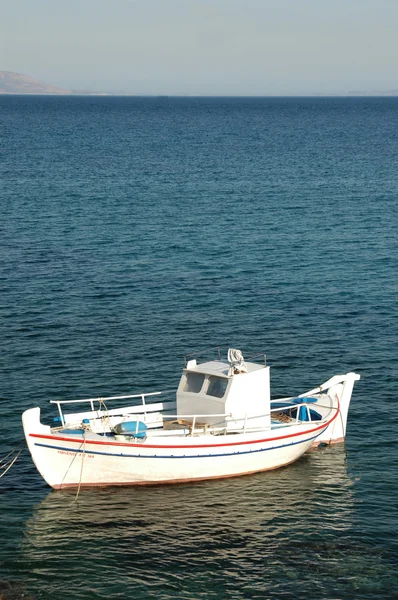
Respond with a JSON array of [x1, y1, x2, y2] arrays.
[[176, 352, 271, 430]]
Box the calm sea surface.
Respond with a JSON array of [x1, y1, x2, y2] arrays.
[[0, 96, 397, 599]]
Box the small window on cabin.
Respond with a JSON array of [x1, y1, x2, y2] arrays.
[[183, 372, 205, 393], [206, 376, 228, 398]]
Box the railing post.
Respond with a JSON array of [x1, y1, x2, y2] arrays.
[[141, 395, 147, 421], [243, 413, 247, 434], [56, 402, 64, 426], [192, 415, 196, 436]]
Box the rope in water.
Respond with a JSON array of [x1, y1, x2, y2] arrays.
[[74, 432, 87, 503], [0, 444, 25, 479]]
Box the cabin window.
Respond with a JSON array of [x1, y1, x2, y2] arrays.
[[206, 376, 228, 398], [183, 372, 205, 393]]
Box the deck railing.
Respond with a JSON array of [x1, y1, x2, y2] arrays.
[[158, 400, 332, 436], [50, 393, 332, 433], [50, 391, 166, 426]]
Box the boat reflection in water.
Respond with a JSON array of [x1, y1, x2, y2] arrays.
[[20, 445, 372, 600]]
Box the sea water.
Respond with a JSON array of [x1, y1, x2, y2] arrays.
[[0, 96, 397, 599]]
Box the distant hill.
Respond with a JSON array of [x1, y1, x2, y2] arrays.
[[0, 71, 108, 95], [0, 71, 74, 94]]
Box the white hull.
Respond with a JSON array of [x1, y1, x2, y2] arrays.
[[23, 407, 334, 489]]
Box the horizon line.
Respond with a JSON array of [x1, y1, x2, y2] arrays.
[[1, 93, 398, 98]]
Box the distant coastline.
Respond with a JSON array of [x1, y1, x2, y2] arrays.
[[0, 71, 107, 96], [1, 71, 397, 96]]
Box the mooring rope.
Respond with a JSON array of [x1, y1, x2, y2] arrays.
[[0, 445, 24, 479], [73, 432, 87, 503], [336, 394, 345, 439], [0, 447, 21, 468]]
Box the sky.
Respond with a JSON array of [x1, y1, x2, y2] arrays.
[[1, 0, 397, 95]]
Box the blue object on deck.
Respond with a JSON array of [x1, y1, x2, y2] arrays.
[[308, 409, 322, 421], [299, 405, 308, 421], [292, 397, 318, 404], [113, 421, 148, 439], [271, 398, 322, 422]]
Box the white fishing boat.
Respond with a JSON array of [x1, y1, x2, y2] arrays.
[[22, 349, 360, 489]]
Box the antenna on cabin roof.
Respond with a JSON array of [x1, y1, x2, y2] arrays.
[[227, 348, 248, 376]]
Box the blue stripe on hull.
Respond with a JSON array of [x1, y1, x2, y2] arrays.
[[34, 432, 321, 459]]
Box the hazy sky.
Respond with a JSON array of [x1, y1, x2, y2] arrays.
[[1, 0, 397, 95]]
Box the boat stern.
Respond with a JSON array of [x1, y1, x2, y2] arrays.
[[313, 372, 360, 445]]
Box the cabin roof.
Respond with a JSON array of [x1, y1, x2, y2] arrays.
[[186, 360, 265, 378]]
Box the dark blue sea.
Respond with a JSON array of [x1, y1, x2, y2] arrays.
[[0, 96, 397, 600]]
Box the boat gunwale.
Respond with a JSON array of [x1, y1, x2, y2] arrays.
[[28, 406, 338, 450]]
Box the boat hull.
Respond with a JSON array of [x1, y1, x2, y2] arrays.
[[23, 408, 331, 489]]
